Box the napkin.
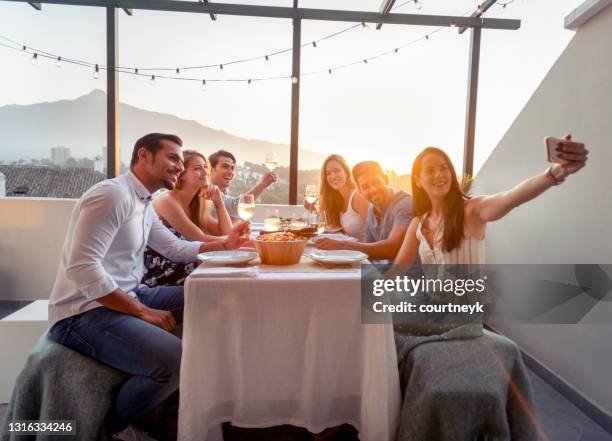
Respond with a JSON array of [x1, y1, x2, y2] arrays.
[[190, 266, 260, 279]]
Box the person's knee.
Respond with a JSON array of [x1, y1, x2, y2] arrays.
[[150, 340, 182, 385]]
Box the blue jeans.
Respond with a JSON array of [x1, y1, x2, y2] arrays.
[[48, 285, 184, 435]]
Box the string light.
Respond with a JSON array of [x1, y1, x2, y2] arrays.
[[0, 2, 519, 86], [201, 79, 206, 91], [21, 45, 27, 56], [93, 64, 100, 79]]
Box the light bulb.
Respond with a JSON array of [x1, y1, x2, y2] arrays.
[[150, 75, 156, 86], [201, 79, 206, 91], [291, 76, 298, 84], [328, 68, 332, 75], [175, 68, 180, 76], [56, 56, 62, 67], [21, 45, 27, 56], [133, 68, 139, 79], [219, 64, 225, 77], [94, 64, 100, 79], [31, 53, 38, 65]]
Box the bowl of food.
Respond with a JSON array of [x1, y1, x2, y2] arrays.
[[254, 232, 308, 265]]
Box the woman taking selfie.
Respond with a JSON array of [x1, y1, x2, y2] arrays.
[[143, 149, 241, 287], [305, 154, 369, 241], [393, 135, 588, 266]]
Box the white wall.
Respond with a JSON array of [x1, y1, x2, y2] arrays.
[[0, 198, 75, 300], [474, 5, 612, 414]]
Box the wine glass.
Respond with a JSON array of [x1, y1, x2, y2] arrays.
[[238, 194, 255, 221], [304, 184, 318, 205], [264, 152, 278, 171], [263, 208, 281, 232], [307, 211, 327, 234], [264, 152, 278, 189]]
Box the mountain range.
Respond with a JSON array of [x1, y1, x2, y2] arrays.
[[0, 89, 326, 169]]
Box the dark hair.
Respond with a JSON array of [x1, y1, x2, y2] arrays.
[[208, 150, 236, 168], [411, 147, 469, 253], [351, 161, 387, 185], [175, 149, 210, 229], [130, 133, 182, 168], [319, 154, 355, 228]]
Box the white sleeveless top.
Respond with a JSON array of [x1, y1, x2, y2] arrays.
[[416, 219, 485, 265], [340, 190, 366, 241]]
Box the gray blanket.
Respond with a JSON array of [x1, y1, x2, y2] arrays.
[[396, 330, 538, 441], [1, 334, 128, 441]]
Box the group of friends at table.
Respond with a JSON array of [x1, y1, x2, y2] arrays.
[[45, 132, 588, 440]]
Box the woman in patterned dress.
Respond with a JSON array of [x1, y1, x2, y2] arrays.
[[143, 149, 235, 287]]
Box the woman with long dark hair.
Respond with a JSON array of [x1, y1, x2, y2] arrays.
[[305, 154, 369, 240], [394, 136, 588, 265], [143, 149, 239, 286]]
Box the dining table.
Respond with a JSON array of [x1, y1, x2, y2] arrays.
[[177, 239, 401, 441]]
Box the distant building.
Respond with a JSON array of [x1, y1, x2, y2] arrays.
[[0, 165, 105, 198], [51, 146, 71, 166]]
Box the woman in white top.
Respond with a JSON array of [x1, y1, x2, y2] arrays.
[[306, 154, 369, 241], [394, 137, 588, 266]]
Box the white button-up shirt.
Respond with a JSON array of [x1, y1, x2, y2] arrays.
[[49, 172, 201, 326]]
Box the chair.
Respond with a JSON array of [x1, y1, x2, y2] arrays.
[[396, 330, 539, 441], [1, 334, 128, 441]]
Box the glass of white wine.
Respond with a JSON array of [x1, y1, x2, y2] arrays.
[[264, 152, 278, 171], [307, 211, 327, 234], [238, 194, 255, 221], [304, 184, 318, 205], [264, 152, 278, 189]]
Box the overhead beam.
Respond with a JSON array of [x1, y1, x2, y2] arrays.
[[27, 1, 41, 9], [1, 0, 520, 30], [458, 0, 497, 34], [200, 0, 217, 21], [376, 0, 396, 30]]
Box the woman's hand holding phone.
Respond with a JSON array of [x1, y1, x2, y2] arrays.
[[545, 134, 589, 180]]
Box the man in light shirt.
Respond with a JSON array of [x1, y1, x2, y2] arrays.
[[208, 149, 278, 220], [47, 133, 250, 440]]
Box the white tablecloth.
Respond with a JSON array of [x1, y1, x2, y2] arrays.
[[178, 268, 401, 441]]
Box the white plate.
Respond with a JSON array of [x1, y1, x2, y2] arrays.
[[197, 250, 258, 265], [308, 233, 359, 245], [309, 250, 368, 265]]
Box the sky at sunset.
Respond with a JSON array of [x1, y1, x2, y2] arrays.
[[0, 0, 580, 173]]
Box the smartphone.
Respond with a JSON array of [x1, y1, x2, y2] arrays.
[[544, 137, 584, 164]]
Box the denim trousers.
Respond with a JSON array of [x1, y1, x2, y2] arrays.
[[48, 285, 184, 435]]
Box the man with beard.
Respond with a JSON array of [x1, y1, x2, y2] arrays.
[[314, 160, 414, 262], [47, 133, 250, 440]]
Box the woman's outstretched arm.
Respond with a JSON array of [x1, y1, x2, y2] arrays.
[[471, 135, 588, 224], [392, 218, 421, 265]]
